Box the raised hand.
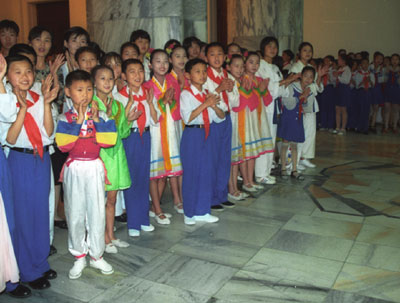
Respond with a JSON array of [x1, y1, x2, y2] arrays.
[[91, 100, 100, 122], [205, 93, 220, 108], [318, 65, 329, 77], [241, 75, 252, 91], [127, 106, 142, 122], [259, 78, 270, 92], [49, 54, 65, 76], [164, 87, 175, 104], [226, 78, 235, 92], [217, 78, 232, 92], [65, 51, 78, 72], [14, 87, 27, 108], [146, 86, 154, 105], [300, 87, 311, 100], [0, 53, 7, 80]]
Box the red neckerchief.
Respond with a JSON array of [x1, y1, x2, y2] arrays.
[[360, 70, 370, 89], [185, 86, 210, 139], [207, 67, 230, 111], [16, 90, 43, 158], [322, 74, 328, 86], [119, 86, 147, 136]]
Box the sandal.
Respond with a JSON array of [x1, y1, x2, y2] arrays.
[[155, 213, 171, 225], [281, 169, 289, 180], [291, 171, 305, 181], [237, 191, 249, 199], [174, 203, 184, 214]]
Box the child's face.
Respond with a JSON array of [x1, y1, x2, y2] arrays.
[[383, 57, 390, 67], [374, 55, 383, 65], [338, 57, 345, 67], [391, 56, 399, 67], [31, 31, 52, 58], [105, 57, 122, 80], [95, 68, 115, 95], [65, 80, 94, 107], [227, 58, 244, 79], [206, 46, 225, 70], [245, 54, 260, 75], [263, 42, 278, 59], [351, 62, 358, 72], [0, 28, 17, 50], [170, 47, 187, 71], [64, 34, 88, 56], [186, 63, 207, 87], [355, 53, 362, 60], [323, 57, 331, 67], [301, 70, 314, 87], [188, 42, 200, 59], [228, 45, 241, 56], [150, 52, 169, 77], [360, 60, 369, 71], [121, 46, 138, 61], [134, 38, 149, 56], [282, 52, 290, 63], [7, 60, 34, 91], [123, 63, 145, 90], [77, 51, 97, 73], [300, 45, 313, 62], [199, 45, 207, 61]]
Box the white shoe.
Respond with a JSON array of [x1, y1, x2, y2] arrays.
[[297, 164, 306, 171], [237, 175, 243, 181], [267, 175, 276, 181], [111, 239, 130, 248], [128, 229, 140, 237], [256, 176, 276, 185], [252, 183, 264, 190], [113, 226, 117, 232], [300, 159, 316, 168], [155, 213, 171, 225], [242, 184, 258, 192], [69, 257, 87, 279], [105, 243, 118, 254], [141, 224, 155, 232], [174, 203, 184, 214], [331, 128, 339, 134], [90, 258, 114, 275], [150, 210, 172, 218], [184, 215, 196, 225], [194, 214, 219, 223], [240, 191, 250, 199], [227, 193, 244, 201]]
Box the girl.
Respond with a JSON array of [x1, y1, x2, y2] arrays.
[[182, 36, 201, 60], [144, 50, 183, 224], [120, 42, 139, 61], [92, 65, 137, 254], [319, 55, 335, 130], [347, 60, 359, 130], [334, 54, 352, 135], [101, 52, 124, 95], [165, 42, 189, 92], [278, 66, 316, 180], [369, 52, 385, 132], [384, 54, 400, 133]]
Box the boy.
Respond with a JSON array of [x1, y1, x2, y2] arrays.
[[0, 20, 19, 56], [115, 58, 159, 237], [204, 42, 236, 211], [120, 41, 140, 61], [0, 55, 59, 291], [129, 30, 151, 80], [75, 46, 99, 73], [55, 70, 117, 279], [180, 58, 225, 224]]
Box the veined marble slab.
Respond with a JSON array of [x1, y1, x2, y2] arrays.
[[356, 223, 400, 248]]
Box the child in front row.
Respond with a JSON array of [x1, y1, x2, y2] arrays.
[[180, 58, 225, 225], [55, 70, 117, 279]]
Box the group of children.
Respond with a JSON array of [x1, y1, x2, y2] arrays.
[[0, 18, 397, 299]]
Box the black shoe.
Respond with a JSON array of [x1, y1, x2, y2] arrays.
[[49, 245, 57, 257], [221, 201, 235, 208], [43, 269, 57, 280], [8, 284, 31, 298], [54, 220, 68, 229], [211, 205, 225, 212], [115, 213, 127, 223], [28, 277, 50, 290]]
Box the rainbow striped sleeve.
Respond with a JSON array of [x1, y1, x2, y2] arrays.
[[94, 120, 117, 148], [55, 120, 81, 152]]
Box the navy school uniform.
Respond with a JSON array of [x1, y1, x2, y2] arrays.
[[319, 70, 336, 129], [347, 71, 358, 129], [353, 70, 375, 132], [369, 64, 386, 105], [385, 67, 400, 104]]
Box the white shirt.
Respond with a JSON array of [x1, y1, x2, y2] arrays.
[[256, 59, 285, 101], [338, 66, 352, 85], [180, 84, 225, 125], [369, 63, 386, 84], [353, 70, 375, 89], [289, 61, 324, 94]]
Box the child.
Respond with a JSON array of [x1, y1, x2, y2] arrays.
[[120, 41, 140, 61], [204, 42, 236, 211], [278, 66, 316, 180], [384, 54, 400, 133], [0, 55, 59, 289], [143, 49, 183, 224], [75, 46, 98, 74], [129, 30, 151, 80], [353, 58, 374, 134], [282, 49, 294, 72], [334, 54, 352, 135], [115, 59, 159, 237], [101, 52, 124, 95], [319, 55, 335, 130], [92, 65, 135, 253], [226, 43, 242, 57], [183, 36, 201, 60], [0, 20, 19, 56], [180, 58, 225, 224], [165, 42, 189, 92], [55, 70, 117, 279], [369, 52, 385, 132]]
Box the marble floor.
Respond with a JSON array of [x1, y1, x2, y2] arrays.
[[2, 129, 400, 303]]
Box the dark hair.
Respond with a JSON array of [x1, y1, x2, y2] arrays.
[[185, 58, 207, 73], [298, 42, 314, 54], [129, 29, 151, 43], [391, 53, 400, 60], [120, 41, 140, 57], [182, 36, 201, 53], [0, 19, 19, 35], [301, 66, 316, 77], [164, 39, 181, 50], [273, 55, 283, 71], [360, 51, 369, 60], [360, 57, 369, 64], [228, 54, 244, 65], [65, 70, 93, 88], [205, 42, 224, 56], [373, 51, 384, 59], [324, 55, 334, 62], [149, 49, 168, 63], [244, 51, 260, 63], [226, 43, 241, 54], [91, 64, 114, 80], [75, 46, 98, 62], [8, 44, 37, 64], [122, 58, 143, 74], [6, 55, 34, 73], [282, 49, 294, 60], [64, 26, 90, 43], [88, 42, 105, 62], [28, 26, 52, 42], [338, 49, 346, 55], [339, 53, 352, 67], [259, 36, 279, 57], [101, 52, 122, 66]]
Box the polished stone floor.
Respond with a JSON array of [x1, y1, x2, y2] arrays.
[[2, 129, 400, 303]]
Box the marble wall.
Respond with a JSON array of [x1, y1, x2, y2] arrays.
[[86, 0, 207, 53]]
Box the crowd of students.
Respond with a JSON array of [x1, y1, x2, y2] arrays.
[[0, 18, 399, 299]]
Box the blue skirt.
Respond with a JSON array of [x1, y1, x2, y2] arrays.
[[336, 83, 352, 107], [277, 104, 305, 143]]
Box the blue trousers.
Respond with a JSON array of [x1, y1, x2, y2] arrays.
[[210, 114, 232, 205], [356, 89, 372, 132], [180, 127, 214, 217], [123, 132, 151, 230], [7, 149, 51, 283]]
